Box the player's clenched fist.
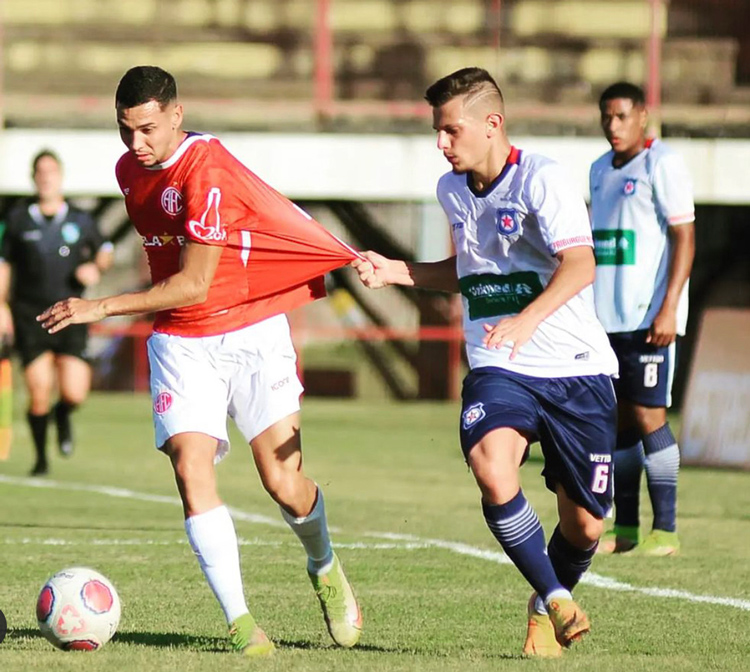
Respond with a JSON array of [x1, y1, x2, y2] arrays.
[[351, 251, 398, 289]]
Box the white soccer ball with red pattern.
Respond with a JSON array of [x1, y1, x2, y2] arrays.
[[36, 567, 121, 651]]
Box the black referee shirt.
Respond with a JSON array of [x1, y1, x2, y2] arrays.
[[0, 200, 106, 306]]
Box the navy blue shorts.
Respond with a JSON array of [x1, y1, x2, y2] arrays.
[[460, 367, 616, 519], [608, 330, 678, 408]]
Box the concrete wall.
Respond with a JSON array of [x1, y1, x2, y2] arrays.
[[0, 129, 748, 204]]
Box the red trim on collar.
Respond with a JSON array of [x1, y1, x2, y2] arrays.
[[507, 146, 520, 165], [645, 137, 655, 149]]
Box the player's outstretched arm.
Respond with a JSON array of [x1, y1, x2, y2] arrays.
[[38, 242, 223, 334], [352, 252, 459, 292], [483, 245, 595, 358]]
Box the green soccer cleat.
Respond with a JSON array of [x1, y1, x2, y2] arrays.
[[523, 592, 562, 658], [633, 529, 680, 557], [228, 613, 275, 657], [547, 597, 590, 648], [308, 553, 363, 648], [596, 525, 640, 554]]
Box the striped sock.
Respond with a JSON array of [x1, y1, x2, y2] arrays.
[[643, 423, 680, 532], [483, 490, 567, 602], [547, 525, 597, 591]]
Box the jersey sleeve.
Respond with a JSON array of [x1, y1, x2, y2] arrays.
[[528, 162, 594, 256], [652, 152, 695, 226], [181, 146, 232, 248]]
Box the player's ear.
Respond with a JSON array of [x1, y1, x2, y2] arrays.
[[171, 103, 184, 131], [486, 112, 503, 137]]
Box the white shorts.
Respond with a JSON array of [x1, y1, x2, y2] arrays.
[[147, 314, 304, 462]]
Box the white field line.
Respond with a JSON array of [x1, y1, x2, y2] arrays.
[[2, 474, 750, 612]]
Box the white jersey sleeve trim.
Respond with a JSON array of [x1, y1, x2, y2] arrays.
[[667, 212, 695, 225], [550, 234, 594, 254]]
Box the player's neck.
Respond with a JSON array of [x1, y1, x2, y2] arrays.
[[160, 130, 189, 165], [470, 140, 514, 193], [37, 196, 65, 216], [612, 138, 647, 168]]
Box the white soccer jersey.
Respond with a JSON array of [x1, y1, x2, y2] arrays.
[[437, 147, 618, 378], [589, 138, 694, 334]]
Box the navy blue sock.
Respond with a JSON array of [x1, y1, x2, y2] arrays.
[[613, 428, 644, 528], [643, 423, 679, 532], [547, 525, 597, 591], [483, 490, 564, 600]]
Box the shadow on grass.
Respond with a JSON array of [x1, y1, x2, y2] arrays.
[[278, 639, 519, 659], [8, 628, 521, 659], [115, 631, 225, 651]]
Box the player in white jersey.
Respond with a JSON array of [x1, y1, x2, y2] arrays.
[[352, 68, 618, 658], [590, 82, 695, 557]]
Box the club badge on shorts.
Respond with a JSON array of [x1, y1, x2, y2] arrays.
[[462, 402, 486, 430], [496, 208, 519, 236], [153, 391, 173, 414]]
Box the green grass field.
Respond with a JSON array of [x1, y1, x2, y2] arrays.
[[1, 394, 750, 671]]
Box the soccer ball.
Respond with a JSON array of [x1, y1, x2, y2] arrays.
[[36, 567, 121, 651]]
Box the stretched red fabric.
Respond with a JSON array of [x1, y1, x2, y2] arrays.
[[116, 133, 359, 336]]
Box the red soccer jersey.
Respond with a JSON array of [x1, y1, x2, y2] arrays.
[[115, 133, 359, 336]]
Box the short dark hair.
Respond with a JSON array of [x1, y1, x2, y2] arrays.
[[32, 149, 61, 173], [115, 66, 177, 109], [599, 82, 646, 110], [425, 67, 504, 108]]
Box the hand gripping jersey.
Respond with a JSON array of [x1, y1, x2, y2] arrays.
[[589, 138, 695, 335], [116, 133, 358, 336], [438, 147, 617, 378]]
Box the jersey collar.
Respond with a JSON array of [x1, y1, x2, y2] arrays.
[[28, 201, 69, 227], [467, 146, 521, 198], [146, 132, 215, 171]]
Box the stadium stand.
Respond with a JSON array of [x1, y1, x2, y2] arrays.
[[2, 0, 750, 134]]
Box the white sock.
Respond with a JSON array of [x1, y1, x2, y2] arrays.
[[280, 486, 334, 575], [544, 588, 574, 609], [185, 505, 249, 624]]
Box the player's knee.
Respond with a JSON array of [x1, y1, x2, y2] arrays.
[[576, 518, 604, 548], [560, 515, 603, 549], [28, 398, 51, 415], [260, 466, 306, 508], [60, 391, 86, 407], [171, 452, 214, 495], [632, 406, 667, 435]]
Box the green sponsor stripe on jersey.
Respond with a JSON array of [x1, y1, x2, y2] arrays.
[[459, 271, 544, 320], [593, 229, 636, 266]]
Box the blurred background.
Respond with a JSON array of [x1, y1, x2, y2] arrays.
[[0, 0, 748, 461]]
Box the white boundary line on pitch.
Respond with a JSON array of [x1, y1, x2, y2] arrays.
[[2, 474, 750, 612]]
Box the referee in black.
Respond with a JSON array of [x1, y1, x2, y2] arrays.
[[0, 150, 113, 475]]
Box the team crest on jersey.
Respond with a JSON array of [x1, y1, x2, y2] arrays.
[[462, 402, 486, 430], [623, 179, 637, 196], [496, 208, 519, 236], [161, 187, 184, 216], [61, 223, 80, 244]]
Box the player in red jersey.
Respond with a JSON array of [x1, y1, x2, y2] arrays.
[[38, 66, 362, 656]]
